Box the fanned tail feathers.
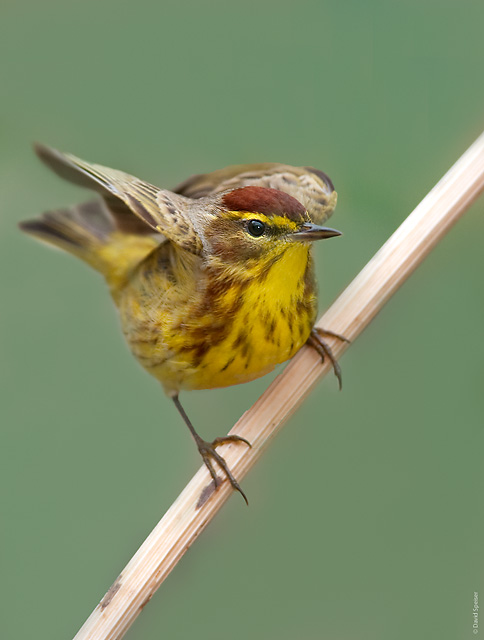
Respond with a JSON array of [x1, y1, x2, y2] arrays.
[[20, 199, 160, 289]]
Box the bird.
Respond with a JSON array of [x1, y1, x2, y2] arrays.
[[20, 144, 342, 504]]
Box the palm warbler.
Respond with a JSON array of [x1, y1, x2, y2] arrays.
[[20, 145, 342, 503]]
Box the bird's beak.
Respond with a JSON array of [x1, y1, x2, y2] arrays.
[[291, 223, 342, 241]]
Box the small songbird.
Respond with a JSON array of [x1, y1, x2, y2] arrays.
[[20, 145, 342, 503]]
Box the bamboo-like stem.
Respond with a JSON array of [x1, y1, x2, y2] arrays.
[[74, 132, 484, 640]]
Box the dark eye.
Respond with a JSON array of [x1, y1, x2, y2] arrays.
[[247, 219, 266, 237]]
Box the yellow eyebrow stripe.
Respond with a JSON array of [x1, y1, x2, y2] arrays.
[[225, 210, 300, 232]]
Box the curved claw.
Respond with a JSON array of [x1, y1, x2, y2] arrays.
[[315, 327, 351, 344], [212, 434, 252, 449], [307, 327, 348, 390], [196, 435, 251, 505], [171, 395, 251, 505]]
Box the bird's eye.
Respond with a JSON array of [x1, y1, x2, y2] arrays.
[[247, 219, 266, 237]]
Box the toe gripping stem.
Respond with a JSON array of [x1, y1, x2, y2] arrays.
[[172, 395, 251, 505], [307, 328, 350, 390]]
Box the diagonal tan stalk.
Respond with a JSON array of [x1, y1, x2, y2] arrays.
[[74, 132, 484, 640]]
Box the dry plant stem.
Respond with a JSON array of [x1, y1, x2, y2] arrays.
[[74, 132, 484, 640]]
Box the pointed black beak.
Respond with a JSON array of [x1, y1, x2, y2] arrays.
[[291, 223, 342, 241]]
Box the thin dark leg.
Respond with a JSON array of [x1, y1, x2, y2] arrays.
[[172, 395, 251, 505], [307, 327, 350, 390]]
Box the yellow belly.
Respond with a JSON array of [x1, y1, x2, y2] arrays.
[[178, 299, 313, 391], [122, 294, 315, 393]]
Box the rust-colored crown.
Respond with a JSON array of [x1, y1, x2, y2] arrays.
[[222, 186, 306, 222]]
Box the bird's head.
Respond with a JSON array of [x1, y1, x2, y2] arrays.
[[202, 186, 341, 272]]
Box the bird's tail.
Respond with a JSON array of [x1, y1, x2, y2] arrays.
[[20, 199, 159, 290]]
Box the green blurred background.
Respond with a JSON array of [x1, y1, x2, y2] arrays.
[[1, 1, 483, 639]]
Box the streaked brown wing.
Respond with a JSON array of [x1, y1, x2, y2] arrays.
[[174, 162, 337, 224], [35, 144, 203, 254]]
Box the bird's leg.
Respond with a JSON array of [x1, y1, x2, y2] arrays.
[[307, 327, 350, 390], [172, 395, 251, 505]]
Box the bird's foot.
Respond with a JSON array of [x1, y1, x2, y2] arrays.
[[307, 327, 350, 390], [195, 434, 251, 505]]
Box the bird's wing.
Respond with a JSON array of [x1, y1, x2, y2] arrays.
[[174, 163, 337, 225], [35, 144, 203, 254]]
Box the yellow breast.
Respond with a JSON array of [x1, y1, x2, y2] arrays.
[[117, 242, 317, 393], [188, 243, 316, 390]]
